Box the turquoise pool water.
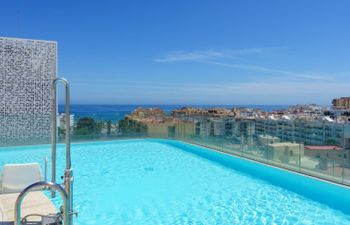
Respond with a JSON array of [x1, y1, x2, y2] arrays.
[[1, 139, 350, 225]]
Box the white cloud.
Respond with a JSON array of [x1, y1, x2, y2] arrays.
[[72, 78, 350, 105], [154, 47, 274, 63], [204, 61, 336, 82], [72, 47, 350, 104], [155, 48, 337, 82], [154, 50, 224, 62], [73, 82, 347, 105]]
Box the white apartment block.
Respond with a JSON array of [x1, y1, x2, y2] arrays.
[[193, 116, 350, 148]]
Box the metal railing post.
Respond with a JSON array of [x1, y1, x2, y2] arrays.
[[44, 157, 48, 182], [52, 80, 57, 196], [52, 77, 74, 225]]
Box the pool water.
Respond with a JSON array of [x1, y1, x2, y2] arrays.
[[1, 139, 350, 225]]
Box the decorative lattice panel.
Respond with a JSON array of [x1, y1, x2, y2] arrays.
[[0, 37, 57, 146]]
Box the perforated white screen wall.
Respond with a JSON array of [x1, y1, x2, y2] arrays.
[[0, 37, 57, 146]]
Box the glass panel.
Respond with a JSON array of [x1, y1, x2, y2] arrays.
[[301, 155, 343, 183], [344, 167, 350, 185], [5, 106, 349, 186]]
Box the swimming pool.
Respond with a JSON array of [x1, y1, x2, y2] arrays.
[[1, 139, 350, 225]]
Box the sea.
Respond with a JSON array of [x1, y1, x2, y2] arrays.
[[58, 105, 288, 123]]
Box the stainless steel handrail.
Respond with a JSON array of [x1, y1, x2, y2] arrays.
[[44, 157, 48, 182], [52, 77, 71, 185], [52, 77, 74, 225], [14, 181, 68, 225]]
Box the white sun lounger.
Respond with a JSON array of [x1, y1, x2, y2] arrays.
[[1, 163, 42, 194]]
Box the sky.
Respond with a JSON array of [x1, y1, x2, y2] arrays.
[[1, 0, 350, 105]]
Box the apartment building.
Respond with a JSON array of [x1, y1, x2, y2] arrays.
[[191, 115, 350, 148], [332, 97, 350, 109], [253, 118, 350, 148]]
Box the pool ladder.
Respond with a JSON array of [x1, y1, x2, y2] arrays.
[[14, 77, 76, 225]]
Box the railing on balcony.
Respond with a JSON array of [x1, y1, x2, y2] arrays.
[[4, 111, 350, 186]]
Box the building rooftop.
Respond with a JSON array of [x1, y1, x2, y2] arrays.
[[304, 145, 344, 151]]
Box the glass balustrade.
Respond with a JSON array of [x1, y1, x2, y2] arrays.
[[3, 111, 350, 186]]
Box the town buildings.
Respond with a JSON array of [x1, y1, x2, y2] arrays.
[[119, 102, 350, 170], [58, 113, 75, 130], [125, 104, 350, 148], [333, 97, 350, 109]]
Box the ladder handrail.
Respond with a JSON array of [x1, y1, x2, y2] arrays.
[[52, 77, 71, 184], [14, 181, 69, 225], [52, 77, 74, 225], [44, 157, 48, 182]]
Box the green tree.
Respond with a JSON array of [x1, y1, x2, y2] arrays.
[[96, 121, 104, 134], [58, 127, 65, 135], [325, 138, 337, 145], [107, 120, 112, 135], [118, 118, 147, 134], [75, 117, 99, 135]]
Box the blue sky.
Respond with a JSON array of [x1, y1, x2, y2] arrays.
[[1, 0, 350, 105]]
